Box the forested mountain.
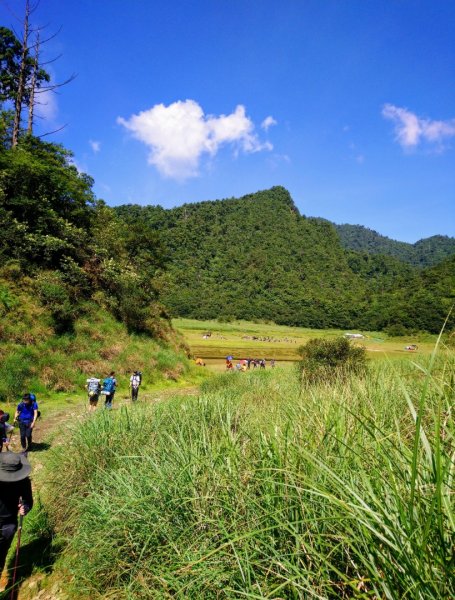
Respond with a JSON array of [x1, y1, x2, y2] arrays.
[[116, 187, 455, 333], [335, 224, 455, 267]]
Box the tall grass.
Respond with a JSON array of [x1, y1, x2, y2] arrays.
[[45, 353, 454, 599]]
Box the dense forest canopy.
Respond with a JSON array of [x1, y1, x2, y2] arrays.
[[116, 187, 455, 333]]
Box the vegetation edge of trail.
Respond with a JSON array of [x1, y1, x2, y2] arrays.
[[26, 351, 455, 599]]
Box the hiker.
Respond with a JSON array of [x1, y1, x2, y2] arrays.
[[86, 377, 101, 411], [102, 372, 117, 409], [14, 394, 39, 453], [0, 411, 13, 452], [129, 371, 142, 402], [0, 453, 33, 584]]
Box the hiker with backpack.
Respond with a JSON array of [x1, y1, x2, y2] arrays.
[[0, 453, 33, 589], [102, 372, 117, 409], [129, 371, 142, 402], [86, 377, 101, 411], [14, 394, 39, 453]]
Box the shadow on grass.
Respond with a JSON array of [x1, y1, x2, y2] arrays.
[[29, 442, 51, 453]]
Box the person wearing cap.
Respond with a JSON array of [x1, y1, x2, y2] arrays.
[[0, 453, 33, 578], [14, 393, 39, 453]]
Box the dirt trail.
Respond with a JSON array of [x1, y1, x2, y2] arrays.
[[4, 385, 199, 600]]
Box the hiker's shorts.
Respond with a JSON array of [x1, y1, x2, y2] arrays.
[[88, 393, 99, 406]]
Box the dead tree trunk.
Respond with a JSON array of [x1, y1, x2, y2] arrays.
[[27, 30, 40, 135], [12, 0, 31, 147]]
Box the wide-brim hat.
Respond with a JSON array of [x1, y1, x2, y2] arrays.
[[0, 452, 31, 482]]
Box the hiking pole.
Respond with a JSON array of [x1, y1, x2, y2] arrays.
[[10, 498, 24, 600], [5, 430, 14, 452]]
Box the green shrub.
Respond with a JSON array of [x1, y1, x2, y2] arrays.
[[0, 349, 34, 401], [384, 322, 412, 337], [0, 283, 18, 312], [34, 271, 76, 333], [298, 336, 367, 383]]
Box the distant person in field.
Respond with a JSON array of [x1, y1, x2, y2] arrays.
[[14, 394, 39, 453], [270, 359, 276, 368], [102, 372, 117, 409], [86, 377, 101, 411], [129, 371, 142, 401], [0, 453, 33, 584]]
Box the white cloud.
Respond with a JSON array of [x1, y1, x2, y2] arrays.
[[35, 88, 58, 121], [117, 100, 272, 180], [261, 115, 277, 131], [89, 140, 101, 153], [382, 104, 455, 150]]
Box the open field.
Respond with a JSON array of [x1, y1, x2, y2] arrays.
[[174, 318, 438, 363]]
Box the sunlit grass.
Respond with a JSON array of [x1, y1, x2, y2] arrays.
[[42, 349, 454, 599]]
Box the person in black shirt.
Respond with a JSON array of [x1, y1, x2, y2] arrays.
[[0, 453, 33, 579]]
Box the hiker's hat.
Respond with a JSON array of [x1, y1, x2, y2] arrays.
[[0, 452, 31, 482]]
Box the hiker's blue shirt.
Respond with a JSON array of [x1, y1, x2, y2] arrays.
[[16, 401, 38, 422]]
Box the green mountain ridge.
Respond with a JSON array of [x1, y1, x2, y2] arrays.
[[115, 187, 455, 333], [334, 223, 455, 267]]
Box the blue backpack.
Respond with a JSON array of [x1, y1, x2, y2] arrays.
[[103, 378, 115, 393]]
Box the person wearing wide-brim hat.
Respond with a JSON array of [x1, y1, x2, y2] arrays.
[[0, 453, 33, 580]]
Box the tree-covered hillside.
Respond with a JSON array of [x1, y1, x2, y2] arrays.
[[0, 28, 187, 400], [116, 187, 455, 333], [335, 223, 455, 267]]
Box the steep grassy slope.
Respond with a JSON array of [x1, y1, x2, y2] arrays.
[[0, 268, 195, 403]]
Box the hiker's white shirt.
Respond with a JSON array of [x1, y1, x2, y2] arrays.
[[130, 375, 141, 388]]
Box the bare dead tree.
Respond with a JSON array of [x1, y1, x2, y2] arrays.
[[11, 0, 31, 146], [8, 0, 76, 144], [26, 28, 39, 134]]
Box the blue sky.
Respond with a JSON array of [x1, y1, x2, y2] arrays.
[[1, 0, 454, 242]]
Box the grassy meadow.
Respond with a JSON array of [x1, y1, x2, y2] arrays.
[[32, 340, 454, 599], [173, 318, 438, 364]]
